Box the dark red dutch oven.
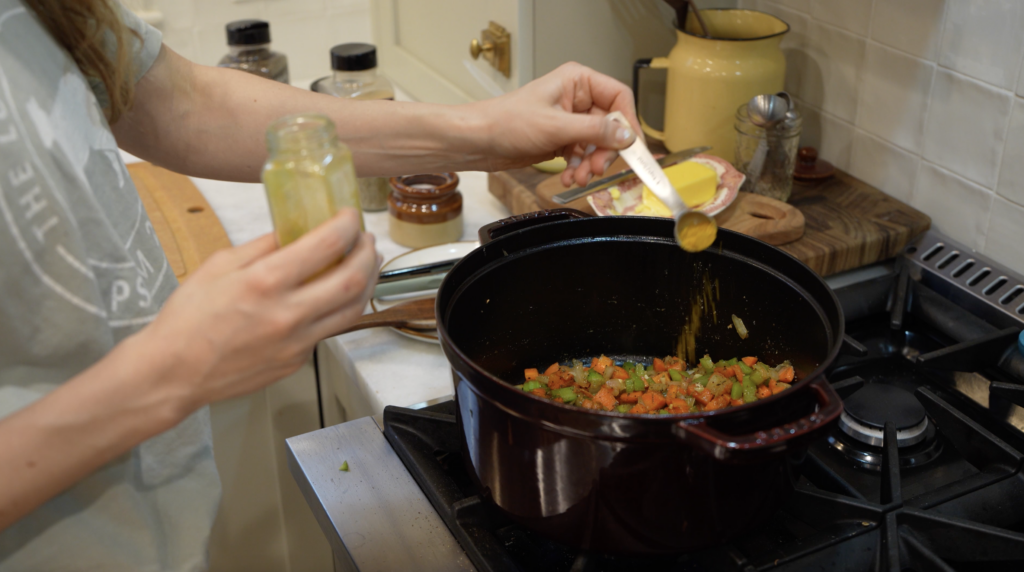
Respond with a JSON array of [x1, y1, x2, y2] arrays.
[[435, 209, 844, 554]]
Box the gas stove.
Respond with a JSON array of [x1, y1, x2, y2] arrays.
[[287, 230, 1024, 571]]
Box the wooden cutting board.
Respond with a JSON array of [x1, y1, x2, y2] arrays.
[[488, 165, 931, 276], [127, 162, 231, 282]]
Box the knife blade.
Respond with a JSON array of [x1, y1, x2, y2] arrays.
[[551, 145, 711, 205]]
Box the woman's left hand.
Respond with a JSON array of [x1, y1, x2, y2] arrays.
[[470, 62, 642, 187]]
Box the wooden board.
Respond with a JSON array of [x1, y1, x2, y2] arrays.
[[490, 159, 805, 246], [487, 166, 930, 276], [127, 162, 231, 282]]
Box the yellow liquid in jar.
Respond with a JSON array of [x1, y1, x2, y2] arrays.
[[262, 149, 363, 247], [676, 211, 717, 253]]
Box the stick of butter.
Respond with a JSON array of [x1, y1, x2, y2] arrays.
[[644, 161, 718, 209]]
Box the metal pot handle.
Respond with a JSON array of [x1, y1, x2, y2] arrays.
[[672, 377, 843, 463], [477, 208, 590, 245]]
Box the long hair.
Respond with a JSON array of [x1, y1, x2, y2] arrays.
[[23, 0, 138, 123]]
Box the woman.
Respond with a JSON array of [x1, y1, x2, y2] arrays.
[[0, 1, 640, 569]]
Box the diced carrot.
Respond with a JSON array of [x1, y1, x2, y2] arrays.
[[688, 384, 703, 397], [722, 380, 733, 395], [695, 388, 714, 406], [598, 355, 613, 367], [580, 399, 597, 410], [641, 391, 667, 411], [629, 403, 648, 414], [703, 394, 732, 411], [772, 385, 788, 395], [544, 362, 560, 376], [731, 365, 744, 382], [714, 367, 732, 378], [667, 397, 689, 407], [577, 388, 594, 400], [653, 358, 668, 372], [667, 384, 683, 399], [554, 397, 564, 403], [756, 385, 772, 399], [741, 357, 758, 367], [666, 356, 685, 370], [590, 357, 599, 369], [548, 376, 570, 390], [731, 398, 744, 407], [652, 372, 669, 385], [667, 404, 690, 414], [611, 366, 630, 380], [619, 391, 644, 404], [779, 366, 795, 383], [768, 378, 777, 391], [530, 388, 547, 398], [524, 368, 539, 381], [594, 386, 617, 410]]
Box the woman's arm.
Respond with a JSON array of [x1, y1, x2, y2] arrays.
[[0, 209, 378, 531], [111, 45, 639, 187]]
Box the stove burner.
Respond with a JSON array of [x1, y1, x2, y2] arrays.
[[828, 424, 943, 470], [840, 384, 929, 447]]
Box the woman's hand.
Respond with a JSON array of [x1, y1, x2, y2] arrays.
[[139, 208, 380, 410], [471, 62, 643, 187]]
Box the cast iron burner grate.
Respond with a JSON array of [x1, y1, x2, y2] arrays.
[[382, 387, 1024, 571]]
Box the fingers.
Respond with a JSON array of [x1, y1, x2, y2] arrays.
[[288, 230, 379, 326], [255, 208, 363, 288]]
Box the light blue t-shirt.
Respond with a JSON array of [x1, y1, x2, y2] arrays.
[[0, 2, 221, 570]]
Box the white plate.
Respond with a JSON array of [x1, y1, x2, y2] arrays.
[[370, 241, 480, 343]]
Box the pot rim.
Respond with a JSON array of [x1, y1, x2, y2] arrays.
[[436, 219, 844, 427]]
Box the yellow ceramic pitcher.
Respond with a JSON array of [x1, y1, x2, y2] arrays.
[[633, 10, 789, 164]]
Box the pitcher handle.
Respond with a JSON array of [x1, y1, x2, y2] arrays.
[[632, 57, 670, 142]]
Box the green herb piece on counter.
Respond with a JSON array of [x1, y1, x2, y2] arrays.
[[553, 387, 577, 403], [668, 369, 683, 382], [339, 461, 349, 472], [587, 370, 605, 384]]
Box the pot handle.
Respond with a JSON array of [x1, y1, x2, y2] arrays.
[[477, 208, 590, 245], [672, 378, 843, 463]]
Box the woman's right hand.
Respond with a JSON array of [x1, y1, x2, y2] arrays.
[[138, 208, 379, 412]]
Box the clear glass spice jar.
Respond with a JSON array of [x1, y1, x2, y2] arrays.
[[313, 43, 395, 212], [388, 173, 463, 248], [735, 103, 802, 202], [218, 20, 290, 84], [262, 114, 363, 247]]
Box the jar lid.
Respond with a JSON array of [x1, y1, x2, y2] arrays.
[[390, 173, 459, 199], [226, 20, 271, 46], [331, 43, 377, 71]]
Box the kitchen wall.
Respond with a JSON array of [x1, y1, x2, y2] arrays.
[[735, 0, 1024, 274], [136, 0, 373, 81]]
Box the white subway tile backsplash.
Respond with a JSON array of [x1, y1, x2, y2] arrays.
[[794, 21, 865, 122], [856, 43, 934, 154], [922, 69, 1012, 189], [810, 0, 873, 36], [996, 98, 1024, 208], [753, 1, 809, 50], [850, 130, 920, 202], [912, 162, 994, 251], [196, 0, 266, 27], [983, 197, 1024, 274], [150, 0, 196, 31], [869, 0, 945, 60], [798, 102, 855, 171], [771, 0, 811, 13], [195, 24, 230, 67], [273, 15, 332, 81], [939, 0, 1024, 91], [265, 0, 326, 21]]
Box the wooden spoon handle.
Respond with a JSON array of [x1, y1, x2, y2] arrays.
[[331, 297, 436, 336]]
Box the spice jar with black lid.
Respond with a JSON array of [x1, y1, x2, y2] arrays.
[[218, 20, 290, 84]]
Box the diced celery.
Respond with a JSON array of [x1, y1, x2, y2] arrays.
[[646, 365, 656, 373], [749, 370, 766, 385], [625, 379, 635, 393], [624, 361, 636, 371], [522, 381, 542, 392], [554, 387, 577, 402], [535, 375, 549, 385], [731, 381, 743, 400], [587, 370, 604, 383], [668, 369, 683, 382], [616, 404, 632, 413], [699, 355, 714, 372], [742, 379, 757, 403], [726, 358, 738, 366], [737, 362, 753, 375]]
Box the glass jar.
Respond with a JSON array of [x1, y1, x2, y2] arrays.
[[735, 104, 802, 202], [218, 20, 290, 84], [262, 114, 363, 247], [314, 43, 394, 211], [388, 173, 463, 248]]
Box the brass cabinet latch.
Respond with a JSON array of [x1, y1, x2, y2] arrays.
[[469, 21, 511, 78]]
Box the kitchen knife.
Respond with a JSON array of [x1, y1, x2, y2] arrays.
[[373, 257, 460, 298], [551, 145, 711, 205]]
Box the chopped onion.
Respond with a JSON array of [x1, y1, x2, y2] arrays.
[[606, 378, 625, 393], [570, 360, 587, 385], [731, 314, 749, 340]]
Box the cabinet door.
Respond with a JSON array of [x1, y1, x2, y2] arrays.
[[372, 0, 530, 103]]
